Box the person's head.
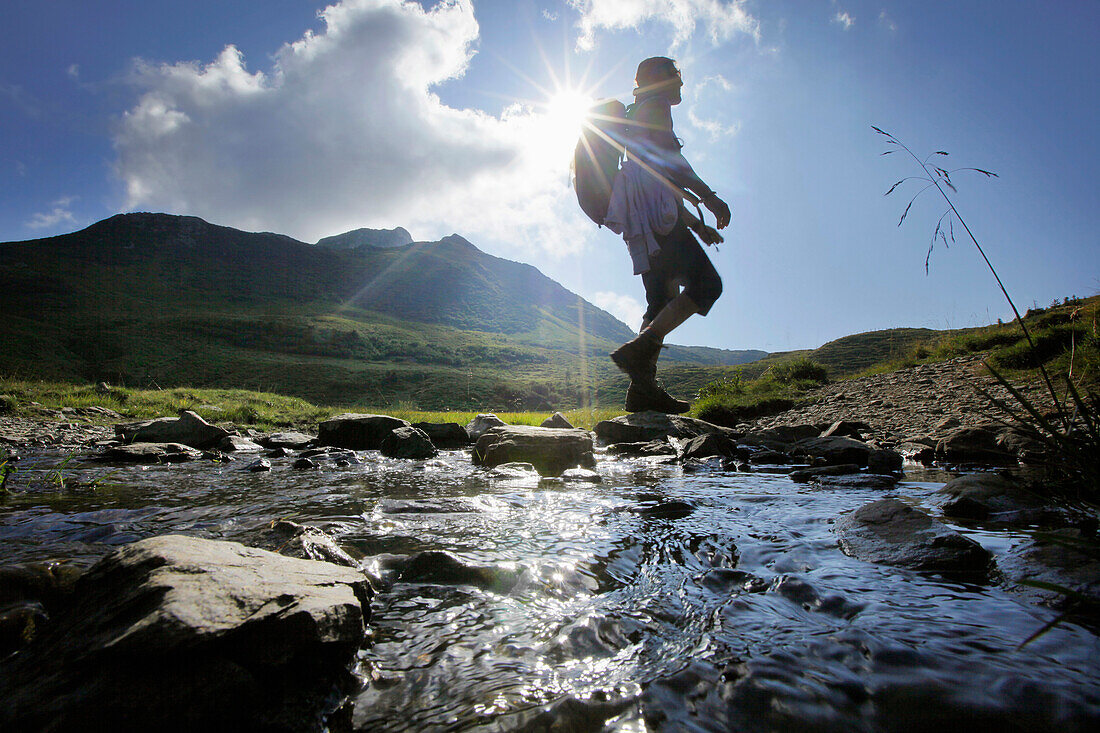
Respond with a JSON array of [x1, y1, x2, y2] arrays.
[[634, 57, 683, 104]]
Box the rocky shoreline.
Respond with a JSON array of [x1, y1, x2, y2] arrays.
[[746, 355, 1046, 444]]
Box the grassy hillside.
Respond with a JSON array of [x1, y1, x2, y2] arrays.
[[0, 213, 763, 410]]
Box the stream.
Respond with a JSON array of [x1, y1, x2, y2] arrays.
[[1, 446, 1098, 731]]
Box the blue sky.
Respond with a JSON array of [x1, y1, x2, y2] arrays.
[[3, 0, 1097, 353]]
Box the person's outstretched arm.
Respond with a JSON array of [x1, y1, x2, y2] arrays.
[[631, 100, 731, 229]]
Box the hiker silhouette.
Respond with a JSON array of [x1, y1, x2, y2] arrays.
[[604, 57, 731, 414]]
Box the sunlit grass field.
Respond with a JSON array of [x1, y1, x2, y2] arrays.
[[0, 379, 626, 431]]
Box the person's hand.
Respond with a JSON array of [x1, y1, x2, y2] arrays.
[[703, 193, 731, 229], [694, 223, 724, 246]]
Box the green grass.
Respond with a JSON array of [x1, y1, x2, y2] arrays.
[[0, 378, 627, 431], [689, 357, 829, 426]]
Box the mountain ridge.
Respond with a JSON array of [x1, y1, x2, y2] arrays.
[[0, 213, 765, 408]]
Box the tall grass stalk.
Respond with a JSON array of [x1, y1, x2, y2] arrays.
[[873, 126, 1065, 424]]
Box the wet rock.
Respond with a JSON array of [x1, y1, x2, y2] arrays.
[[293, 457, 319, 470], [808, 473, 900, 490], [411, 421, 470, 449], [867, 448, 903, 474], [245, 457, 272, 472], [466, 413, 507, 440], [115, 410, 229, 449], [0, 535, 370, 732], [836, 498, 993, 578], [606, 439, 676, 457], [738, 425, 818, 452], [793, 436, 873, 467], [380, 426, 438, 460], [897, 440, 936, 463], [999, 529, 1100, 606], [265, 446, 294, 458], [259, 431, 315, 450], [486, 462, 540, 480], [94, 442, 202, 464], [789, 464, 862, 483], [677, 432, 739, 461], [820, 420, 870, 439], [317, 413, 410, 450], [218, 435, 264, 452], [595, 411, 733, 444], [561, 467, 602, 483], [747, 449, 792, 464], [540, 412, 575, 429], [0, 562, 82, 655], [473, 425, 595, 476], [935, 425, 1016, 464], [638, 500, 695, 519], [263, 520, 361, 568], [397, 550, 521, 592], [939, 473, 1035, 516], [770, 575, 864, 619]]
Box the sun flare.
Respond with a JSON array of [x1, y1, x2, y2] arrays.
[[545, 89, 595, 140]]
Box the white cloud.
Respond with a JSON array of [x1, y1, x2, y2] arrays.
[[568, 0, 758, 51], [878, 10, 897, 32], [67, 63, 80, 80], [542, 9, 559, 21], [26, 196, 77, 230], [591, 290, 644, 328], [687, 73, 738, 140], [113, 0, 592, 252], [832, 11, 854, 30]]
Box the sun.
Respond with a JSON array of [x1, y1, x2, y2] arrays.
[[545, 89, 595, 140]]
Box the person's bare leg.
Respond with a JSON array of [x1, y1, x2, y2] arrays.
[[643, 292, 699, 341]]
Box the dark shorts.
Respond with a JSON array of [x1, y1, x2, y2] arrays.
[[641, 214, 723, 322]]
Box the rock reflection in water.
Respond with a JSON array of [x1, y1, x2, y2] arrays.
[[0, 449, 1097, 731]]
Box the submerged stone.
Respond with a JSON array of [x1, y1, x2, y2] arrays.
[[836, 498, 993, 578]]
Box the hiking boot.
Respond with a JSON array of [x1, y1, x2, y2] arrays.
[[625, 380, 690, 414], [610, 332, 662, 383]]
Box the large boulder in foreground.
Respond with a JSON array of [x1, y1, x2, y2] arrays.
[[836, 498, 993, 578], [0, 535, 371, 732], [318, 413, 410, 450], [473, 425, 595, 476], [595, 412, 733, 444], [115, 410, 229, 449]]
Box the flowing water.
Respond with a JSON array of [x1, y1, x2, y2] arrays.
[[2, 447, 1098, 731]]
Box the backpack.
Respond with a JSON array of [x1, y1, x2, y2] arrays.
[[572, 99, 627, 226]]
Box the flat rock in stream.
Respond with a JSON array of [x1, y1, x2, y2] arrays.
[[318, 413, 410, 450], [114, 410, 229, 449], [793, 436, 874, 467], [595, 412, 734, 444], [258, 431, 315, 450], [0, 535, 371, 732], [94, 442, 203, 463], [836, 498, 993, 578], [412, 421, 470, 449], [219, 435, 264, 453], [474, 425, 595, 476]]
